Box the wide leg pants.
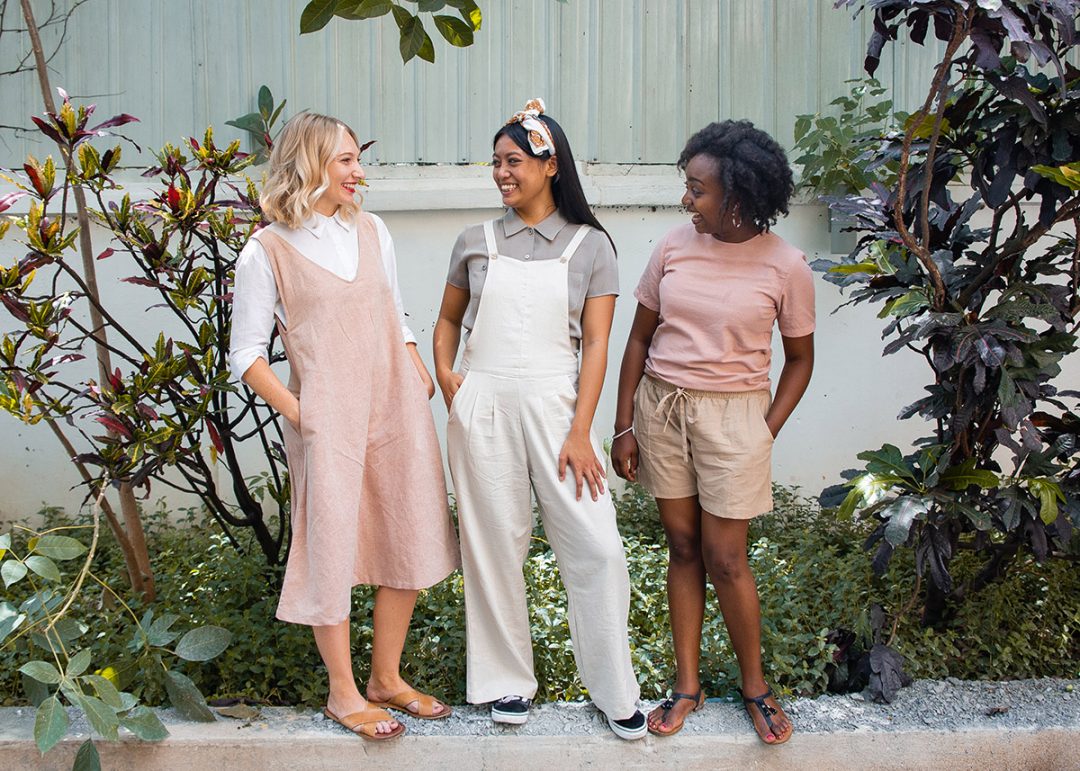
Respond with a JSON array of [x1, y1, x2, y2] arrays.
[[447, 371, 640, 719]]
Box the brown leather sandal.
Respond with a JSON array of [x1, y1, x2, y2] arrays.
[[647, 689, 705, 737], [368, 688, 452, 720], [323, 707, 406, 740]]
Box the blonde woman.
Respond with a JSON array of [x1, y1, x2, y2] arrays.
[[229, 113, 459, 740]]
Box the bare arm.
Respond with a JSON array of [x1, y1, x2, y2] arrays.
[[241, 358, 300, 428], [432, 283, 470, 409], [406, 342, 436, 399], [765, 332, 814, 437], [558, 294, 616, 501], [610, 303, 660, 482]]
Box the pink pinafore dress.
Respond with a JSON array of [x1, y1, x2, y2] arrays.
[[260, 213, 459, 626]]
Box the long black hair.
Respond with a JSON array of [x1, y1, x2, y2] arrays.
[[494, 115, 615, 252]]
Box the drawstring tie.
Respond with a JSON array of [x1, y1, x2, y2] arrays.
[[654, 386, 697, 462]]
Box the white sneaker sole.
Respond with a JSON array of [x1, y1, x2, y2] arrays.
[[607, 714, 647, 741], [491, 709, 529, 725]]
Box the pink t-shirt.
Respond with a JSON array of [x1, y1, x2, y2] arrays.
[[634, 224, 815, 392]]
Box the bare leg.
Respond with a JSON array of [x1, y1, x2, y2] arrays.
[[312, 620, 398, 735], [647, 496, 708, 733], [365, 586, 447, 716], [700, 513, 792, 744]]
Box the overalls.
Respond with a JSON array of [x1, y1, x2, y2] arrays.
[[447, 219, 640, 718]]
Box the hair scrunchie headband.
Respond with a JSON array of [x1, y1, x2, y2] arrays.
[[505, 97, 556, 157]]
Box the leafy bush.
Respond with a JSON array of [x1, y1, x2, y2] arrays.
[[810, 0, 1080, 647], [5, 487, 1074, 715], [0, 504, 231, 765], [792, 77, 905, 196]]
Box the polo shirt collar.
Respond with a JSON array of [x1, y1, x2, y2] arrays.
[[501, 207, 568, 241], [301, 211, 350, 238]]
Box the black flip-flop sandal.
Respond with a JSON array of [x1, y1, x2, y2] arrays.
[[741, 686, 791, 745], [647, 689, 705, 737]]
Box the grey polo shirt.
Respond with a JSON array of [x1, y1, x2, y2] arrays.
[[446, 209, 619, 342]]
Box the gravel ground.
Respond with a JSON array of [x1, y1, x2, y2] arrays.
[[196, 678, 1079, 738]]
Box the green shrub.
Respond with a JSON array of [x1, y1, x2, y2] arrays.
[[3, 486, 1076, 710]]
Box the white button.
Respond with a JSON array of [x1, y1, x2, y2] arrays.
[[524, 254, 531, 260]]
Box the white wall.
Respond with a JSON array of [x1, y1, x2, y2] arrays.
[[0, 164, 948, 521]]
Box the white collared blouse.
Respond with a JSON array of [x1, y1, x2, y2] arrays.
[[228, 211, 416, 379]]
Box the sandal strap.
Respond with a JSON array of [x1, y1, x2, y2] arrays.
[[336, 707, 394, 729], [385, 687, 445, 716], [742, 688, 778, 733], [670, 689, 703, 705]]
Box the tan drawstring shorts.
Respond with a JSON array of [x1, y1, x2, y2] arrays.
[[633, 374, 774, 519]]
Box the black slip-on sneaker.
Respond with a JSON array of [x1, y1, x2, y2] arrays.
[[491, 695, 532, 725], [607, 709, 647, 740]]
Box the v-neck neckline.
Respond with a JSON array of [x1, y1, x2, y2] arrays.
[[261, 226, 362, 285]]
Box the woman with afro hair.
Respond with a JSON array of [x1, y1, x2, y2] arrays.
[[611, 120, 815, 744]]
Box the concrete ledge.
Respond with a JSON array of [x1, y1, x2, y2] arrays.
[[2, 725, 1074, 771], [2, 680, 1077, 771]]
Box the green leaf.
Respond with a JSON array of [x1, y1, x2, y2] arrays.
[[20, 660, 62, 685], [416, 0, 446, 10], [34, 696, 68, 754], [433, 14, 473, 46], [174, 625, 232, 662], [2, 559, 28, 587], [837, 485, 863, 518], [1030, 162, 1080, 191], [939, 459, 1000, 491], [164, 670, 215, 722], [1026, 477, 1065, 525], [25, 555, 61, 582], [336, 0, 393, 19], [120, 706, 169, 741], [0, 533, 10, 550], [73, 739, 101, 771], [72, 692, 120, 741], [417, 24, 436, 61], [879, 288, 928, 319], [300, 0, 338, 33], [445, 0, 481, 29], [23, 673, 49, 707], [257, 86, 273, 121], [67, 648, 92, 678], [391, 3, 412, 27], [794, 115, 812, 141], [857, 444, 917, 483], [83, 674, 123, 709], [225, 113, 265, 135], [882, 496, 930, 546], [829, 261, 882, 275], [32, 535, 87, 561], [398, 15, 434, 62], [146, 613, 181, 647], [0, 611, 25, 643]]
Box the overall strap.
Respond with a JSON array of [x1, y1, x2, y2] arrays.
[[559, 225, 591, 264], [482, 220, 499, 260]]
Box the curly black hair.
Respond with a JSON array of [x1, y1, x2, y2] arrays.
[[677, 120, 794, 232]]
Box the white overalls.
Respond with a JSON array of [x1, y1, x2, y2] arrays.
[[447, 220, 640, 719]]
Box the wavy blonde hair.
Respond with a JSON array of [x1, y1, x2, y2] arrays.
[[260, 113, 361, 228]]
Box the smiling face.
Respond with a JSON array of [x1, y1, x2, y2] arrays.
[[681, 153, 734, 238], [314, 130, 364, 217], [492, 134, 557, 214]]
